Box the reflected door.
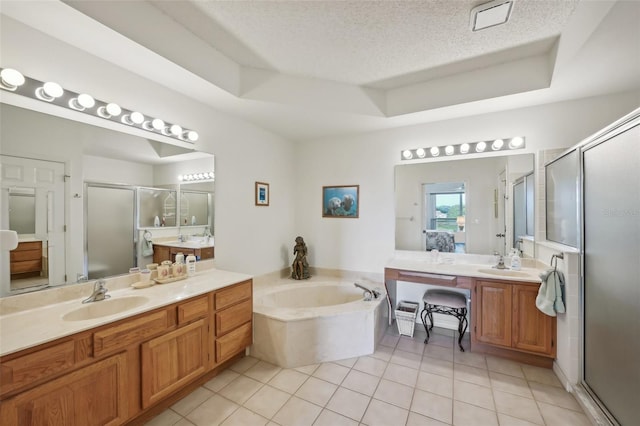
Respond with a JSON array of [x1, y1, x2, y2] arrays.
[[86, 184, 135, 279]]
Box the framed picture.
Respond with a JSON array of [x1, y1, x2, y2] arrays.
[[322, 185, 359, 218], [255, 182, 269, 206]]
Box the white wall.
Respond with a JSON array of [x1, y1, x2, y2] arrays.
[[294, 90, 640, 274]]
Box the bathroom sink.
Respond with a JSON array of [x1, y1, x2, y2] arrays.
[[477, 268, 530, 278], [63, 296, 150, 321]]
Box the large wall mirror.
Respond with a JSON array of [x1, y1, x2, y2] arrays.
[[395, 153, 534, 256], [0, 103, 214, 297]]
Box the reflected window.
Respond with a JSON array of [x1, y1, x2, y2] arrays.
[[426, 184, 466, 232], [9, 187, 36, 234]]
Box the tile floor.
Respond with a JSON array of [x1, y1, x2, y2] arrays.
[[145, 325, 591, 426]]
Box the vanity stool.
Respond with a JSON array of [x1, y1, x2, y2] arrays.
[[421, 289, 468, 352]]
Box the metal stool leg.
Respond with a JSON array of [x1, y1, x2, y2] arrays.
[[420, 306, 431, 344], [456, 307, 468, 352]]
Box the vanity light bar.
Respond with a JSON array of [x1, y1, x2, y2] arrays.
[[401, 137, 525, 160], [0, 68, 199, 143], [178, 172, 215, 182]]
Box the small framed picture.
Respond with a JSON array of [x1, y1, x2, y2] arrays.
[[255, 182, 269, 206], [322, 185, 359, 218]]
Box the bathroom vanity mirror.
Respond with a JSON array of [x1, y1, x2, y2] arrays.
[[395, 153, 534, 255], [0, 103, 215, 297]]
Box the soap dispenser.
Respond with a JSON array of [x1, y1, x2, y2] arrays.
[[510, 250, 522, 270]]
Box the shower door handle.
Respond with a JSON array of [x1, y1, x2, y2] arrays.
[[496, 233, 505, 238]]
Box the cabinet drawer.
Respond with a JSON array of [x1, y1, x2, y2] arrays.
[[10, 249, 41, 262], [13, 241, 41, 252], [200, 247, 214, 259], [94, 310, 170, 357], [178, 295, 209, 325], [10, 259, 42, 274], [215, 299, 252, 336], [0, 340, 75, 396], [215, 280, 252, 310], [216, 322, 252, 363]]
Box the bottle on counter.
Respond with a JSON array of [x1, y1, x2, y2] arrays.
[[186, 254, 197, 276]]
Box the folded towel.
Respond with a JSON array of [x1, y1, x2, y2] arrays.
[[536, 268, 566, 316], [142, 239, 154, 257]]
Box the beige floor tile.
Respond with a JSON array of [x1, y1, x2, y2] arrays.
[[420, 357, 454, 378], [427, 334, 454, 349], [497, 413, 540, 426], [370, 345, 394, 362], [244, 360, 282, 383], [486, 356, 525, 379], [489, 371, 533, 398], [312, 409, 358, 426], [373, 378, 415, 409], [406, 411, 451, 426], [423, 344, 454, 362], [353, 356, 388, 377], [243, 384, 292, 419], [452, 400, 498, 426], [397, 337, 426, 355], [186, 394, 239, 426], [294, 364, 320, 375], [391, 349, 423, 370], [362, 398, 410, 426], [219, 376, 263, 405], [268, 368, 309, 394], [144, 409, 182, 426], [411, 389, 453, 424], [383, 363, 420, 387], [529, 382, 582, 411], [204, 369, 241, 392], [230, 356, 260, 374], [272, 396, 322, 426], [416, 371, 453, 398], [537, 401, 592, 426], [493, 390, 544, 425], [453, 350, 487, 370], [380, 334, 400, 348], [453, 380, 495, 410], [334, 357, 358, 368], [341, 369, 381, 396], [312, 362, 350, 385], [326, 387, 371, 421], [174, 419, 196, 426], [521, 365, 562, 387], [295, 377, 338, 406], [453, 364, 491, 387], [171, 387, 214, 416], [220, 407, 268, 426]]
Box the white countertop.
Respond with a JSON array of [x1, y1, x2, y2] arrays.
[[386, 251, 546, 283], [153, 240, 214, 249], [0, 268, 251, 357]]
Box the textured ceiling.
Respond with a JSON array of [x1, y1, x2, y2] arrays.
[[156, 0, 579, 86]]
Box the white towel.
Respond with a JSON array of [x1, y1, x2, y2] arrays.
[[536, 269, 566, 316], [142, 239, 154, 257]]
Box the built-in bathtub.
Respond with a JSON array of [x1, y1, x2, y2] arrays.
[[251, 281, 388, 368]]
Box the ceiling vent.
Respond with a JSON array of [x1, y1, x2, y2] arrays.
[[470, 0, 514, 31]]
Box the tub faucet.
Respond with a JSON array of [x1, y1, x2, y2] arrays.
[[354, 283, 381, 301], [82, 279, 110, 303]]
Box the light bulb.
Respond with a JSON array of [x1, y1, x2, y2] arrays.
[[169, 124, 182, 136], [183, 130, 199, 142], [475, 141, 486, 152], [0, 68, 25, 90], [402, 150, 413, 160], [416, 148, 426, 158], [445, 145, 454, 156], [98, 103, 122, 118], [178, 175, 184, 181], [509, 137, 524, 149], [69, 93, 95, 111], [123, 111, 145, 125], [35, 82, 63, 101], [430, 147, 440, 157], [152, 118, 165, 130], [460, 143, 470, 154], [492, 139, 504, 150]]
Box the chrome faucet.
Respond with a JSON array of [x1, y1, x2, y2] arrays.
[[493, 252, 507, 270], [82, 279, 110, 303], [354, 283, 381, 301]]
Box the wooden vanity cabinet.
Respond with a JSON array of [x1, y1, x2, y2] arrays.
[[0, 280, 253, 425], [10, 241, 42, 279], [473, 279, 556, 363], [152, 244, 215, 264]]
